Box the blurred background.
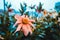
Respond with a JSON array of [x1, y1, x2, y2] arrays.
[[0, 0, 60, 40]]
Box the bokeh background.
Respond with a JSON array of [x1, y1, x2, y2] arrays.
[[0, 0, 60, 40]]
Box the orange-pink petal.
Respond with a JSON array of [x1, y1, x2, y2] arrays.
[[29, 22, 36, 29], [21, 15, 25, 18], [15, 24, 22, 33], [27, 24, 32, 35], [13, 21, 18, 27], [29, 20, 35, 22], [14, 14, 21, 20], [22, 24, 29, 36], [15, 14, 23, 22]]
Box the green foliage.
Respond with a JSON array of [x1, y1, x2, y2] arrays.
[[5, 2, 12, 9], [37, 2, 43, 11], [19, 3, 27, 15]]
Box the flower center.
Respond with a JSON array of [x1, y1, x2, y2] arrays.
[[22, 18, 29, 24]]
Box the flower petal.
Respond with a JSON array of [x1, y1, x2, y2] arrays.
[[21, 15, 25, 18], [29, 20, 35, 22], [22, 24, 29, 36], [0, 35, 4, 40], [29, 22, 36, 29], [27, 24, 32, 35], [13, 20, 22, 27], [13, 21, 18, 27], [14, 14, 21, 20], [15, 24, 22, 33]]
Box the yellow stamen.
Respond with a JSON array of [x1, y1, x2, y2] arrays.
[[22, 18, 29, 24]]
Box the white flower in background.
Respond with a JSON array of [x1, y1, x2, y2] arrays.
[[52, 12, 58, 18], [0, 35, 4, 40], [58, 17, 60, 22]]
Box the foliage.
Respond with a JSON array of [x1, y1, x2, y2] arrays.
[[19, 3, 27, 15], [54, 2, 60, 12]]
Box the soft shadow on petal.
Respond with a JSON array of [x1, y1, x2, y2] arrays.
[[22, 24, 29, 36], [27, 24, 32, 35]]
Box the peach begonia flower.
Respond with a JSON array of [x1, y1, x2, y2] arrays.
[[13, 14, 36, 36]]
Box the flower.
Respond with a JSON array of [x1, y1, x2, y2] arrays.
[[13, 14, 36, 36], [0, 35, 4, 40], [8, 8, 13, 12], [43, 10, 47, 16]]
